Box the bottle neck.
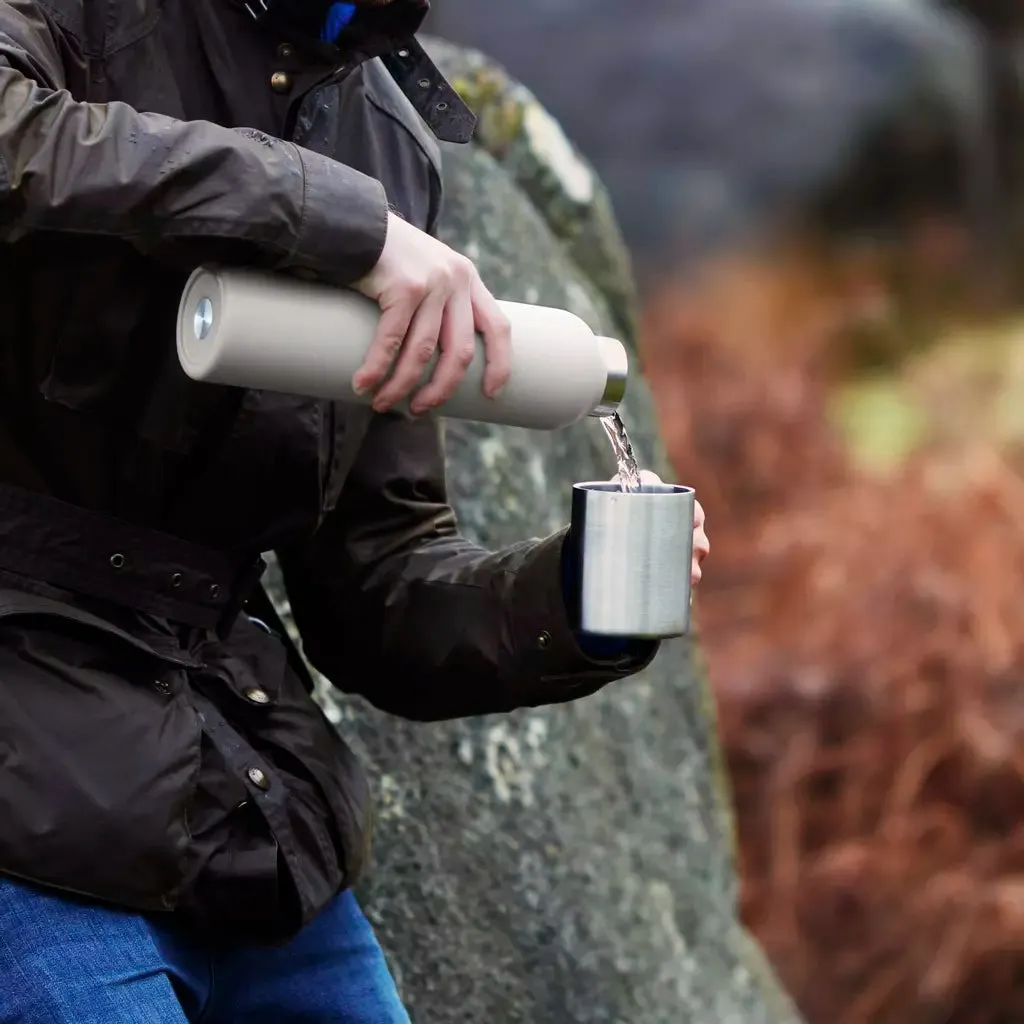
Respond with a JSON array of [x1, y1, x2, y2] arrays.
[[588, 336, 628, 417]]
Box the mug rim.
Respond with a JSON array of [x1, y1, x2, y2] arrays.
[[572, 480, 695, 496]]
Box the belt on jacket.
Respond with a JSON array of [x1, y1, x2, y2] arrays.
[[0, 483, 265, 634]]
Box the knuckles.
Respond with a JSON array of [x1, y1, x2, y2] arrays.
[[450, 254, 475, 284], [398, 277, 429, 303], [455, 343, 476, 369], [382, 332, 405, 356], [412, 338, 438, 364], [391, 252, 482, 305]]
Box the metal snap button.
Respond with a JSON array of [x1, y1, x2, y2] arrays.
[[397, 48, 410, 58], [247, 766, 270, 790], [276, 43, 293, 59], [436, 101, 448, 111], [536, 630, 552, 650], [417, 77, 430, 89], [244, 687, 271, 706], [109, 553, 126, 569], [171, 572, 183, 588], [270, 71, 291, 93], [209, 583, 221, 599]]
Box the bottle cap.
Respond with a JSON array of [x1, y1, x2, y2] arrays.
[[590, 336, 628, 416]]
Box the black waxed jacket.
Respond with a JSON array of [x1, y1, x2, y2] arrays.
[[0, 0, 653, 941]]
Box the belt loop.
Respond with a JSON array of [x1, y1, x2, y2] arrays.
[[217, 557, 268, 638]]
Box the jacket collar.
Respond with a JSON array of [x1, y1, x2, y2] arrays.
[[233, 1, 475, 144], [381, 38, 476, 145], [233, 0, 427, 58]]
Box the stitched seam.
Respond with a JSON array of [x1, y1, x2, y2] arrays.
[[101, 15, 159, 58], [33, 0, 81, 42], [36, 0, 159, 55], [292, 144, 310, 263], [83, 0, 160, 57]]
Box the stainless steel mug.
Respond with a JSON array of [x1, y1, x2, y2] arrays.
[[567, 481, 696, 638]]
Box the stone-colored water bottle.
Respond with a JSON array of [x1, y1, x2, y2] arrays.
[[177, 266, 628, 429]]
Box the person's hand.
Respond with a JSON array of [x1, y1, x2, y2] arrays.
[[612, 470, 710, 586], [691, 497, 709, 586], [352, 212, 512, 415]]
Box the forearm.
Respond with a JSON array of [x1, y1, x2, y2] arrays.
[[278, 413, 656, 721], [0, 1, 388, 281], [285, 525, 654, 721]]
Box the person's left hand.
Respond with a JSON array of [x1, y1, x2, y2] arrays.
[[691, 497, 709, 586], [614, 470, 710, 586]]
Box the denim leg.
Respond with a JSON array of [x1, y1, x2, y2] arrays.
[[0, 876, 210, 1024], [208, 889, 411, 1024]]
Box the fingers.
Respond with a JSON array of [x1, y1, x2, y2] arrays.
[[693, 521, 710, 562], [353, 253, 508, 415], [352, 291, 419, 397], [691, 499, 710, 587], [411, 286, 475, 414], [691, 539, 708, 584], [471, 276, 512, 399], [694, 528, 710, 560], [370, 288, 447, 412]]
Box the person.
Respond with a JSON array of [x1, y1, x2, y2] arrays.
[[0, 0, 711, 1021]]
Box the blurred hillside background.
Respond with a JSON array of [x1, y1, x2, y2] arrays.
[[429, 2, 1024, 1021]]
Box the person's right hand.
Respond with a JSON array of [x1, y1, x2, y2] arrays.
[[352, 213, 512, 416]]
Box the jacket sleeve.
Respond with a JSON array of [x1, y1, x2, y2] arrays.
[[0, 0, 388, 283], [276, 412, 658, 721]]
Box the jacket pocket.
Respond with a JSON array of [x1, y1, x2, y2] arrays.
[[0, 587, 202, 911], [199, 617, 373, 911]]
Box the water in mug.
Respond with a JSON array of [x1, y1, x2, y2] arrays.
[[600, 411, 642, 492]]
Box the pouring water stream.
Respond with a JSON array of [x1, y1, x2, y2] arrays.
[[600, 411, 642, 492]]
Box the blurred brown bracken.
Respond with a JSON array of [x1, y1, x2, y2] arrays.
[[642, 246, 1024, 1024]]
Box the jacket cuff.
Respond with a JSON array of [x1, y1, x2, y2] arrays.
[[283, 145, 390, 285], [509, 531, 658, 707]]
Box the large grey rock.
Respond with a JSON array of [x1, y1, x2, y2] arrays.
[[268, 41, 802, 1024]]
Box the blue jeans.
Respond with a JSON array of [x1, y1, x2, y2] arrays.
[[0, 876, 410, 1023]]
